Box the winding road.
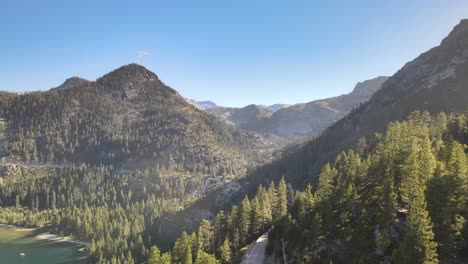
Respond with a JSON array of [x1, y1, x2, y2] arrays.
[[241, 233, 268, 264]]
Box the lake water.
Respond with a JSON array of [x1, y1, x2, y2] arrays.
[[0, 227, 87, 264]]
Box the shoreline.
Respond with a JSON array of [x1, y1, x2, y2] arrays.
[[0, 223, 38, 232], [0, 224, 90, 248], [36, 232, 90, 247]]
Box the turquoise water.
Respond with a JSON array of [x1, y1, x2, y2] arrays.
[[0, 227, 87, 264]]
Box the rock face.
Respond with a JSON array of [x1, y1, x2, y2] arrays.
[[205, 76, 388, 138]]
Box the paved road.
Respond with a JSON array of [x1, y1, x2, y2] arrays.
[[242, 233, 268, 264]]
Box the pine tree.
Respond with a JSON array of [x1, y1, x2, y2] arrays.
[[238, 196, 252, 245], [258, 185, 272, 228], [147, 246, 161, 264], [276, 177, 288, 220], [297, 184, 315, 218], [213, 211, 226, 249], [194, 249, 219, 264], [160, 253, 172, 264], [394, 195, 438, 264], [395, 147, 438, 263], [219, 238, 231, 264], [267, 181, 277, 216], [173, 232, 193, 264], [434, 141, 467, 255], [197, 219, 213, 252], [250, 195, 262, 235], [316, 164, 336, 202]]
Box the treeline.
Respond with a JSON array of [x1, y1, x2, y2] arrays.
[[146, 177, 292, 263], [268, 112, 468, 263]]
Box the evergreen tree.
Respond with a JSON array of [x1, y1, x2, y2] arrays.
[[197, 219, 213, 252], [194, 249, 219, 264], [238, 196, 252, 245], [394, 195, 438, 264], [276, 177, 288, 220], [172, 232, 193, 264], [316, 164, 336, 202], [147, 246, 161, 264], [219, 238, 231, 264]]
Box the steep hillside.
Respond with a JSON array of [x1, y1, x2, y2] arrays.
[[268, 112, 468, 263], [257, 19, 468, 187], [0, 64, 276, 175]]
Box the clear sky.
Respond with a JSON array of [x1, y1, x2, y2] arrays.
[[1, 1, 467, 107]]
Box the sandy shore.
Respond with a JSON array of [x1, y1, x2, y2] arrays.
[[0, 224, 38, 232], [1, 224, 90, 248], [36, 232, 90, 247]]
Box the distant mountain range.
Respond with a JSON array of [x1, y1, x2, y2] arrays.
[[190, 76, 388, 137], [188, 99, 289, 113]]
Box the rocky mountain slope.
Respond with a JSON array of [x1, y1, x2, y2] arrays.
[[256, 19, 468, 187], [261, 103, 289, 112]]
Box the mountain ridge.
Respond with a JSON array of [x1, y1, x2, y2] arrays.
[[255, 19, 468, 187], [204, 76, 388, 137]]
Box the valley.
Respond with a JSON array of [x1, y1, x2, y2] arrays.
[[1, 3, 468, 264]]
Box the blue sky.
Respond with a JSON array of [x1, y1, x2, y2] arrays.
[[1, 1, 467, 107]]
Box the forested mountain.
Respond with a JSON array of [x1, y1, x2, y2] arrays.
[[205, 76, 388, 138], [0, 64, 279, 263], [1, 15, 468, 264], [267, 112, 468, 263], [0, 64, 276, 175], [254, 19, 468, 187]]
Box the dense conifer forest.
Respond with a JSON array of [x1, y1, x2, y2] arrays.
[[266, 112, 468, 263]]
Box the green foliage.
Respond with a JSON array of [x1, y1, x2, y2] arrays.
[[167, 180, 287, 263], [267, 112, 468, 263], [219, 238, 231, 263], [173, 232, 193, 264], [0, 165, 210, 262], [194, 250, 219, 264]]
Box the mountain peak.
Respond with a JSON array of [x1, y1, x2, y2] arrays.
[[351, 76, 389, 97], [440, 18, 468, 50], [95, 64, 170, 99], [102, 63, 159, 81], [53, 76, 90, 90]]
